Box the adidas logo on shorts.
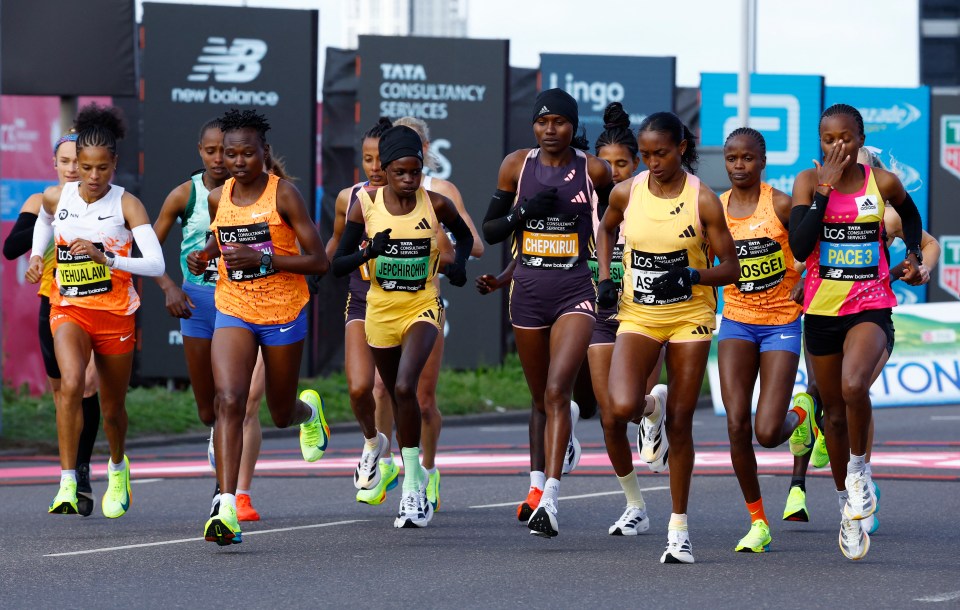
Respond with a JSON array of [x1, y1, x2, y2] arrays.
[[691, 325, 711, 335]]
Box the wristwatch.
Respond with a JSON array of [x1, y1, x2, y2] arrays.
[[104, 251, 116, 268], [907, 246, 923, 264], [260, 252, 273, 270]]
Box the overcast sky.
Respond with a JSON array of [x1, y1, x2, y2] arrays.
[[136, 0, 920, 95]]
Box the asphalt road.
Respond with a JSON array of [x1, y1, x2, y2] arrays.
[[1, 404, 958, 608]]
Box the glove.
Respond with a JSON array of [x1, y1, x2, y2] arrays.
[[444, 261, 467, 287], [517, 188, 558, 221], [649, 267, 697, 298], [596, 279, 618, 308], [366, 228, 392, 258]]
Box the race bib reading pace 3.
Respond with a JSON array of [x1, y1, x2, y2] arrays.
[[819, 222, 880, 282], [375, 238, 431, 292], [217, 222, 276, 282], [735, 237, 786, 293], [520, 215, 580, 270], [57, 243, 111, 297], [631, 249, 691, 305]]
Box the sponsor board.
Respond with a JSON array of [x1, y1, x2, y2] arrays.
[[938, 236, 960, 300], [940, 115, 960, 181]]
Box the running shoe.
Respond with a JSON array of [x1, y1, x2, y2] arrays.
[[862, 513, 879, 535], [426, 468, 441, 511], [810, 425, 830, 469], [49, 479, 79, 515], [872, 478, 881, 512], [843, 470, 877, 520], [299, 389, 330, 463], [394, 489, 433, 528], [782, 486, 809, 522], [204, 503, 242, 546], [76, 462, 94, 517], [562, 401, 582, 475], [101, 455, 131, 519], [354, 433, 388, 490], [207, 427, 216, 472], [789, 393, 815, 456], [735, 520, 772, 553], [608, 505, 650, 536], [838, 516, 869, 560], [356, 459, 400, 505], [209, 480, 221, 518], [517, 486, 543, 522], [236, 493, 260, 522], [638, 384, 669, 473], [661, 528, 695, 564], [528, 496, 559, 538]]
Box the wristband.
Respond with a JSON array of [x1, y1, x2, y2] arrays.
[[817, 183, 833, 190], [687, 267, 700, 285]]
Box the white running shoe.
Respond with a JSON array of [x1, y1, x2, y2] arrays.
[[207, 427, 216, 472], [839, 516, 870, 560], [354, 433, 388, 490], [608, 505, 650, 536], [528, 496, 559, 538], [562, 401, 582, 475], [843, 470, 877, 520], [393, 489, 433, 529], [638, 385, 669, 473], [660, 527, 695, 564]]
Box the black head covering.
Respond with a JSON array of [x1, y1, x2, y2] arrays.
[[379, 125, 423, 168], [532, 88, 579, 132]]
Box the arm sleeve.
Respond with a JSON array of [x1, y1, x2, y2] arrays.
[[332, 220, 368, 278], [445, 214, 474, 267], [595, 182, 613, 222], [896, 193, 923, 253], [112, 224, 166, 277], [31, 206, 55, 259], [481, 189, 519, 245], [788, 195, 828, 262], [3, 212, 38, 260]]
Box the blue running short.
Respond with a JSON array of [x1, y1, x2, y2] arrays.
[[180, 282, 217, 340], [214, 307, 308, 346], [717, 316, 802, 355]]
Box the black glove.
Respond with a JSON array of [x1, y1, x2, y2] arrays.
[[596, 279, 618, 308], [444, 262, 467, 287], [306, 274, 322, 295], [517, 188, 558, 221], [649, 267, 697, 298], [366, 228, 392, 258]]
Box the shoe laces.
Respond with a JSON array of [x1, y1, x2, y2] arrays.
[[540, 496, 558, 514], [619, 505, 644, 524], [400, 492, 419, 514], [302, 417, 320, 445], [107, 470, 125, 497], [358, 450, 378, 474], [841, 518, 861, 544]]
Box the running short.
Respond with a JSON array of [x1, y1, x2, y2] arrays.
[[590, 306, 619, 346], [803, 309, 895, 357], [344, 289, 367, 325], [509, 273, 597, 329], [214, 306, 308, 346], [718, 316, 802, 355], [49, 304, 136, 355], [38, 296, 60, 379], [617, 319, 715, 344], [180, 282, 217, 340], [366, 295, 444, 349]]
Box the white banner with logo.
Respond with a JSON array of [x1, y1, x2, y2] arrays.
[[707, 303, 960, 415]]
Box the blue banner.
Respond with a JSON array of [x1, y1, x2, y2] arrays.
[[1, 179, 54, 221], [540, 54, 675, 136], [825, 86, 931, 304]]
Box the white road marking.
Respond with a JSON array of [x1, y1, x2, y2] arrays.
[[915, 591, 960, 603], [131, 478, 163, 484], [470, 486, 670, 509], [43, 519, 367, 557], [930, 415, 960, 421], [479, 425, 529, 433]]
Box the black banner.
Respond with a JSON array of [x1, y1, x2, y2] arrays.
[[139, 3, 317, 378], [357, 35, 509, 368], [928, 93, 960, 302]]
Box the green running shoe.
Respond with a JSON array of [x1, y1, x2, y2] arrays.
[[357, 459, 400, 505], [789, 393, 815, 457], [204, 503, 242, 546], [735, 520, 772, 553], [49, 479, 79, 515], [102, 455, 131, 519], [299, 390, 330, 462], [426, 468, 441, 511], [782, 486, 810, 522], [811, 425, 830, 468]]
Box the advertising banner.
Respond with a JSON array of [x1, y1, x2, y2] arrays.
[[707, 303, 960, 415], [139, 3, 318, 378], [539, 54, 675, 135], [826, 86, 931, 305], [927, 94, 960, 303], [357, 35, 509, 368]]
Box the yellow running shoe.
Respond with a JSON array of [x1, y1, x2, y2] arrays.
[[49, 479, 79, 515], [102, 455, 131, 519], [356, 459, 400, 505], [426, 468, 441, 511], [789, 393, 815, 457], [204, 503, 242, 546], [299, 390, 330, 462], [782, 486, 809, 522], [735, 520, 772, 553], [811, 425, 830, 469]]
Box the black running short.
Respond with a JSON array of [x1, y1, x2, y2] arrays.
[[803, 308, 894, 357], [38, 295, 61, 379]]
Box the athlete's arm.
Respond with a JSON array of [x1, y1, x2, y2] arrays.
[[875, 168, 923, 284], [153, 180, 194, 318], [476, 258, 517, 295], [587, 154, 614, 220], [270, 180, 329, 276], [436, 226, 455, 267], [788, 168, 828, 261], [482, 150, 527, 244], [884, 206, 939, 284], [332, 201, 371, 277], [432, 191, 473, 287], [430, 177, 484, 259], [187, 189, 224, 275], [696, 186, 739, 286], [771, 188, 793, 228], [100, 192, 165, 277], [3, 193, 43, 260], [25, 187, 61, 283], [324, 186, 353, 261], [596, 180, 629, 283]]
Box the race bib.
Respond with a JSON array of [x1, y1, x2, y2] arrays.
[[630, 248, 691, 305], [217, 222, 276, 282], [57, 243, 112, 297], [735, 237, 786, 293], [375, 238, 431, 292], [588, 243, 625, 287], [520, 214, 580, 270], [203, 231, 220, 283], [819, 222, 880, 282]]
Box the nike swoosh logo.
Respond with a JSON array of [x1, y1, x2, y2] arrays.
[[120, 334, 133, 341], [98, 215, 114, 221], [749, 221, 766, 231], [252, 211, 270, 218], [780, 334, 796, 339], [279, 326, 294, 333]]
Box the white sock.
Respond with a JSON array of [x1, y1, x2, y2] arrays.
[[61, 470, 77, 485], [108, 458, 125, 472], [382, 455, 394, 466], [847, 452, 866, 475], [423, 466, 437, 476], [529, 471, 546, 490], [221, 493, 237, 511], [864, 462, 873, 477], [837, 490, 848, 514], [617, 471, 645, 509], [236, 488, 250, 496], [364, 435, 379, 451], [306, 403, 318, 422], [645, 394, 661, 422], [542, 478, 560, 503], [668, 513, 688, 530]]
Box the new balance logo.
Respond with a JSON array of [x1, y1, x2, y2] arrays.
[[678, 225, 696, 238], [414, 218, 431, 230], [824, 268, 844, 279], [571, 191, 588, 204], [669, 202, 684, 215], [538, 105, 551, 116], [188, 37, 267, 83], [691, 325, 711, 335], [564, 169, 577, 182]]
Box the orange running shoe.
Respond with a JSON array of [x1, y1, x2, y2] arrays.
[[517, 487, 542, 522], [236, 493, 261, 522]]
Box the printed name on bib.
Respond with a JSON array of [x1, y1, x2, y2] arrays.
[[588, 243, 625, 287], [630, 248, 691, 305], [520, 214, 580, 270], [57, 243, 112, 297], [735, 237, 786, 293], [375, 237, 431, 292], [819, 222, 880, 282], [217, 221, 276, 282]]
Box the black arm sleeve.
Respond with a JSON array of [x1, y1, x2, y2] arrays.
[[445, 214, 474, 267], [896, 192, 923, 253], [788, 194, 828, 261], [3, 212, 38, 260], [482, 189, 519, 245], [595, 182, 613, 222], [332, 220, 368, 278]]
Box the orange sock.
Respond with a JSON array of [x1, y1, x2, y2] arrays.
[[747, 498, 767, 524], [790, 405, 807, 426]]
